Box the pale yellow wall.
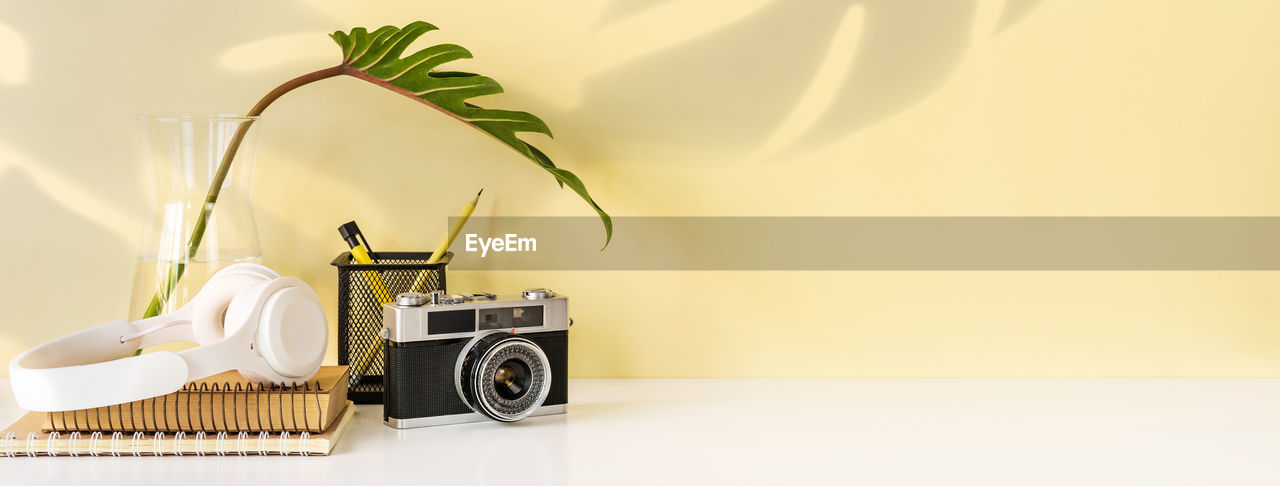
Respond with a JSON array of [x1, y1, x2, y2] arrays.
[[2, 1, 1280, 378]]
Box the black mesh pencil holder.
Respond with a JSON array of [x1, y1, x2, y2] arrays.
[[331, 251, 450, 404]]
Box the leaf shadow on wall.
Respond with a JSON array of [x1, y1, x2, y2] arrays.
[[0, 0, 336, 355], [0, 1, 334, 226], [558, 0, 1047, 164]]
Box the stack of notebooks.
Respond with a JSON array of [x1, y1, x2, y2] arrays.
[[1, 366, 355, 456]]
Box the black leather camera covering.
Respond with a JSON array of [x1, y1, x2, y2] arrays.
[[384, 331, 568, 421]]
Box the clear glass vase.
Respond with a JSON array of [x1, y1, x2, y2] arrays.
[[129, 114, 262, 322]]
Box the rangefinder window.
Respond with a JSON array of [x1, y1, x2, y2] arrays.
[[512, 305, 543, 328], [428, 309, 476, 334], [479, 305, 544, 330]]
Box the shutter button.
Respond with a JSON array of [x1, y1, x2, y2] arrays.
[[523, 288, 554, 300], [396, 292, 428, 307]]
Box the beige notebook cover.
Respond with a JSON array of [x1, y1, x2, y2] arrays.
[[41, 366, 349, 434], [1, 402, 355, 457]]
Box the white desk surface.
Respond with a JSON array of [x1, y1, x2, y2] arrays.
[[2, 377, 1278, 485]]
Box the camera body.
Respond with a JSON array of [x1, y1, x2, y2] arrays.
[[382, 288, 568, 428]]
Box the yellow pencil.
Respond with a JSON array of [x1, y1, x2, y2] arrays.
[[349, 245, 393, 304], [338, 221, 395, 387], [352, 190, 485, 384], [410, 188, 482, 291], [337, 221, 394, 304]]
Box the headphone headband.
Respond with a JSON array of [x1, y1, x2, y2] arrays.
[[8, 320, 191, 411], [7, 264, 326, 412]]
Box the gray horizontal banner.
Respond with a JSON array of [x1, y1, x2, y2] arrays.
[[444, 217, 1280, 270]]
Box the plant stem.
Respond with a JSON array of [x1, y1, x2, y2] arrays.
[[136, 65, 347, 329]]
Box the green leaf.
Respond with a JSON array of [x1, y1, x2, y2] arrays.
[[330, 21, 612, 247]]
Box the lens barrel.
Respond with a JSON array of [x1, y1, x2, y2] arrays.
[[456, 332, 552, 422]]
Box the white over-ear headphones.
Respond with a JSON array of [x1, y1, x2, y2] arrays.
[[8, 263, 328, 412]]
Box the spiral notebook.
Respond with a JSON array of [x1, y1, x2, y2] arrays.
[[1, 403, 354, 456], [41, 366, 350, 434]]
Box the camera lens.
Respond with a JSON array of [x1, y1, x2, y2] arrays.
[[493, 359, 532, 400], [456, 333, 552, 422]]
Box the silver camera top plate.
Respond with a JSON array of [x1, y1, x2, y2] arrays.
[[384, 289, 569, 343]]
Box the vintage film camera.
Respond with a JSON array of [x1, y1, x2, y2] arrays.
[[382, 288, 569, 428]]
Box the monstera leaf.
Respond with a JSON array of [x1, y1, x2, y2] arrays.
[[330, 22, 611, 244], [136, 21, 611, 341]]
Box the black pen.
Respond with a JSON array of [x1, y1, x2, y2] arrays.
[[338, 221, 379, 264]]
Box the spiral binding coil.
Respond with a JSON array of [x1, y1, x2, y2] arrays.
[[4, 370, 347, 457], [1, 430, 325, 457], [44, 377, 334, 434]]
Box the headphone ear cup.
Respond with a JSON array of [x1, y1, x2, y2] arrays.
[[219, 277, 327, 383], [220, 279, 277, 383], [189, 267, 276, 345], [252, 278, 328, 380]]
